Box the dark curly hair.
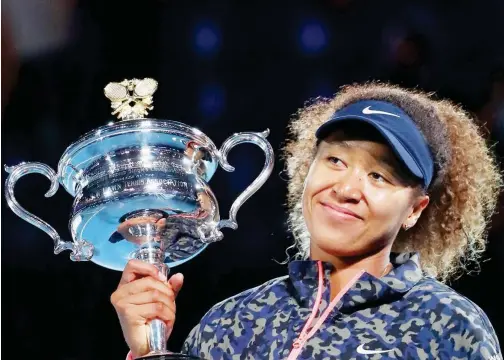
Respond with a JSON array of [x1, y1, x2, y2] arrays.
[[283, 82, 502, 282]]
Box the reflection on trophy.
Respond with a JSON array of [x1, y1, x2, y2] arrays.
[[4, 78, 274, 359]]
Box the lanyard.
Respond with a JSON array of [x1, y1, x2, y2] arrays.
[[286, 261, 364, 360]]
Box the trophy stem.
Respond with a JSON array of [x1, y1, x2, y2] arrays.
[[135, 247, 171, 357]]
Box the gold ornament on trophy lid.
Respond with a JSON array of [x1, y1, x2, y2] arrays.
[[104, 78, 158, 120]]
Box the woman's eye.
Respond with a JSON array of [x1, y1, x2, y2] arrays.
[[328, 156, 344, 166], [370, 172, 387, 183]]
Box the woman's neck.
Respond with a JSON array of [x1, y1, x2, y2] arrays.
[[310, 246, 393, 300]]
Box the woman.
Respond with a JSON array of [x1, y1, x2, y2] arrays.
[[111, 83, 502, 359]]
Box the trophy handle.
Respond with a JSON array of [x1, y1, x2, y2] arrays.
[[4, 162, 94, 261], [216, 129, 274, 230]]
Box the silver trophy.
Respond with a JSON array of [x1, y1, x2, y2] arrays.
[[4, 78, 274, 359]]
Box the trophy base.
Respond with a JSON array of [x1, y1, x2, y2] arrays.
[[136, 353, 201, 360]]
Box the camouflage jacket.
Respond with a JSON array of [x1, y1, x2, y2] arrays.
[[181, 252, 501, 359]]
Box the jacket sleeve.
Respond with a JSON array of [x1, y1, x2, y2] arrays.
[[467, 306, 502, 360], [445, 302, 502, 360], [180, 321, 203, 356]]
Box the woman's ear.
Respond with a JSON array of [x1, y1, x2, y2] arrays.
[[403, 194, 430, 230]]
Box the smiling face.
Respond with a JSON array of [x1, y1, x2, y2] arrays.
[[303, 124, 430, 260]]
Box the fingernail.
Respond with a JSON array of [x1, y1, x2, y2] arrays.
[[172, 273, 182, 280], [158, 271, 167, 281]]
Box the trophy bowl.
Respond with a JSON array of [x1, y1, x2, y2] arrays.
[[4, 78, 274, 359]]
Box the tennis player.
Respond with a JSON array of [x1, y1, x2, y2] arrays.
[[112, 83, 502, 359]]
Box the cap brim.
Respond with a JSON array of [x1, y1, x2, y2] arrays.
[[316, 116, 424, 179]]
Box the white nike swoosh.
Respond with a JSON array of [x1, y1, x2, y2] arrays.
[[362, 106, 400, 118], [356, 344, 394, 355]]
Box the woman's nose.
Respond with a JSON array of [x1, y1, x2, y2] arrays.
[[331, 171, 364, 203]]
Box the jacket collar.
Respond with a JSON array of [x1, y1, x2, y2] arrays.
[[287, 252, 423, 311]]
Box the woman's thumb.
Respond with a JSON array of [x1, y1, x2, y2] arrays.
[[168, 273, 184, 296]]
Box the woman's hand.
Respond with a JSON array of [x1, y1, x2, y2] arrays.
[[110, 259, 184, 357]]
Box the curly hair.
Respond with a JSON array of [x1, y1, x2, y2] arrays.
[[283, 82, 502, 282]]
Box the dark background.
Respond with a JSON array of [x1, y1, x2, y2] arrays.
[[2, 0, 504, 358]]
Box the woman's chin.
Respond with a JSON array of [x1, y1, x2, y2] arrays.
[[311, 234, 364, 258]]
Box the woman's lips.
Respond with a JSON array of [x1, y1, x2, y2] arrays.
[[319, 202, 363, 221]]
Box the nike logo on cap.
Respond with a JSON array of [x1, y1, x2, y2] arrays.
[[356, 344, 394, 355], [362, 106, 400, 118]]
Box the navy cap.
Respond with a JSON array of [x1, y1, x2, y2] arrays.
[[315, 100, 434, 189]]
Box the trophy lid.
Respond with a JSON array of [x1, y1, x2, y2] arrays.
[[57, 78, 220, 196]]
